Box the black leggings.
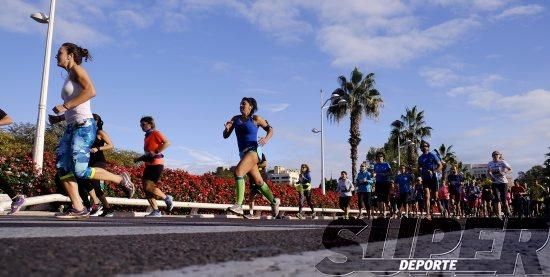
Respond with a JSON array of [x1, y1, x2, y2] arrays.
[[0, 175, 16, 199], [298, 190, 315, 213], [78, 178, 104, 209]]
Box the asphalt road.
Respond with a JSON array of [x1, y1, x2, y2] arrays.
[[1, 216, 549, 276], [0, 216, 329, 276]]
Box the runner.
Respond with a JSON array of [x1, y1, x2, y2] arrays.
[[50, 112, 134, 217], [447, 166, 464, 218], [134, 116, 173, 217], [487, 150, 512, 219], [510, 179, 527, 218], [417, 140, 442, 219], [438, 180, 451, 218], [530, 179, 545, 217], [223, 97, 280, 217], [295, 163, 315, 219], [78, 114, 122, 216], [395, 165, 413, 218], [356, 162, 373, 219], [466, 181, 481, 217], [413, 176, 425, 217], [246, 153, 267, 218], [337, 171, 354, 219], [52, 43, 135, 219], [481, 183, 494, 217], [0, 108, 26, 214], [373, 152, 391, 218]]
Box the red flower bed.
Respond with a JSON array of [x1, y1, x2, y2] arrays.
[[1, 152, 344, 210]]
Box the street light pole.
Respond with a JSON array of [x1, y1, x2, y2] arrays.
[[320, 90, 326, 195], [31, 0, 57, 173], [313, 90, 346, 195], [397, 135, 400, 167]]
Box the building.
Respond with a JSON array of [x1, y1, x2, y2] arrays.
[[268, 166, 299, 184], [463, 163, 488, 179]]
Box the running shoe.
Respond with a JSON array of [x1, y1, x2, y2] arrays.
[[8, 195, 26, 215], [311, 212, 317, 219], [120, 172, 135, 198], [296, 212, 304, 220], [271, 198, 281, 217], [145, 210, 162, 217], [90, 204, 103, 216], [164, 195, 174, 212], [99, 208, 114, 217], [56, 208, 90, 219], [227, 204, 244, 216]]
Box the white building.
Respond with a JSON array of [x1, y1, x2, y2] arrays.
[[463, 163, 488, 179], [268, 166, 299, 184]]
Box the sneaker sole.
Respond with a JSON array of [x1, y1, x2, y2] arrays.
[[227, 208, 244, 216]]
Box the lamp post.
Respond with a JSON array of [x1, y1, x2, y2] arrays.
[[30, 0, 57, 173], [312, 89, 346, 195]]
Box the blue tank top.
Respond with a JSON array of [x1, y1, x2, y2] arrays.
[[234, 116, 258, 152]]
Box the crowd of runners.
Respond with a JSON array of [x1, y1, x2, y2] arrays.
[[336, 143, 550, 220], [1, 42, 549, 220]]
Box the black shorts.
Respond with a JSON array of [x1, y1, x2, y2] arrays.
[[143, 165, 164, 183], [492, 183, 507, 203], [339, 196, 351, 210], [376, 181, 391, 203], [399, 192, 409, 205], [422, 174, 439, 194], [449, 186, 460, 199]]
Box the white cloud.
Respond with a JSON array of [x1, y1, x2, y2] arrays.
[[177, 146, 227, 166], [264, 104, 290, 113], [55, 19, 112, 47], [419, 67, 461, 87], [424, 0, 510, 12], [498, 89, 550, 119], [463, 127, 489, 138], [319, 17, 480, 67], [110, 10, 153, 32], [240, 0, 313, 44], [494, 4, 545, 20], [0, 1, 41, 33], [448, 85, 550, 119], [244, 88, 282, 95], [211, 61, 231, 72]]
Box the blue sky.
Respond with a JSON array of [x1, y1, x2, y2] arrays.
[[1, 0, 549, 185]]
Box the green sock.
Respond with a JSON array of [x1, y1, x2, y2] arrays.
[[258, 182, 275, 204], [235, 176, 245, 205]]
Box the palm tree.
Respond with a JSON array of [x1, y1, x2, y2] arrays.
[[434, 144, 457, 179], [396, 106, 432, 167], [327, 67, 383, 182]]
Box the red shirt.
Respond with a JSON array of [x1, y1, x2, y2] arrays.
[[438, 185, 450, 200], [144, 130, 166, 165], [510, 185, 525, 198]]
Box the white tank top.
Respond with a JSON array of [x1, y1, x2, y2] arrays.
[[61, 77, 92, 124]]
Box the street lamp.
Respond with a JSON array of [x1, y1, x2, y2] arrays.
[[30, 0, 57, 173], [312, 89, 346, 195]]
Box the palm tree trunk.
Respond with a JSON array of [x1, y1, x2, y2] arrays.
[[349, 109, 362, 183]]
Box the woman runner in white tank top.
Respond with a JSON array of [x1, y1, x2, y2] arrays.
[[51, 42, 135, 219]]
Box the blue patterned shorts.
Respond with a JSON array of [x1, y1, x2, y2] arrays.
[[56, 118, 97, 180]]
